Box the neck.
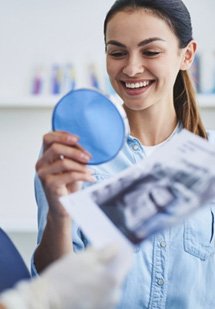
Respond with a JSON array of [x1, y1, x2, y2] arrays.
[[125, 104, 178, 146]]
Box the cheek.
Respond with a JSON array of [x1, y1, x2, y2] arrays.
[[151, 62, 177, 84], [149, 60, 166, 74], [106, 57, 124, 78], [106, 60, 115, 77]]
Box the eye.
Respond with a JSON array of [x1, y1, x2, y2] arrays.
[[108, 50, 127, 58], [143, 51, 161, 57]]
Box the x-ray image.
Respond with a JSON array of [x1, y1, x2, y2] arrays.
[[61, 130, 215, 246], [91, 163, 205, 243], [90, 157, 215, 244]]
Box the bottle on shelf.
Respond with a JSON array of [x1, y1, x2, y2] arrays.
[[88, 63, 100, 89], [50, 64, 62, 95], [31, 66, 44, 95], [62, 63, 76, 94]]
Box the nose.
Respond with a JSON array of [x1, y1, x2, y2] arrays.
[[122, 54, 144, 77]]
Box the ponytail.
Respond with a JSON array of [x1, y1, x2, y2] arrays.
[[174, 71, 207, 139]]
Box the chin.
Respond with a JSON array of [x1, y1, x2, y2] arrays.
[[124, 102, 147, 111], [125, 96, 155, 109]]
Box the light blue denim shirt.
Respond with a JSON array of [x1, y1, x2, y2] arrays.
[[33, 128, 215, 309]]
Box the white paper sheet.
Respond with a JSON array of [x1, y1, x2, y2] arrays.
[[60, 129, 215, 249]]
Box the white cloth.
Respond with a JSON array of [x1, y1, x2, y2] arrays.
[[0, 245, 132, 309]]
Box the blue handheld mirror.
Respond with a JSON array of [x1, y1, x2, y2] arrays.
[[52, 88, 129, 165]]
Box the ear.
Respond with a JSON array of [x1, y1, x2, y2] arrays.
[[180, 40, 197, 71]]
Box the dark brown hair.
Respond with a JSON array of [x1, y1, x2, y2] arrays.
[[104, 0, 207, 138]]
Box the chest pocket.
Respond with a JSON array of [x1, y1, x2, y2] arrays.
[[184, 206, 215, 260]]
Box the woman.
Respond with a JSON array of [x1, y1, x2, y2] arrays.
[[34, 0, 215, 308]]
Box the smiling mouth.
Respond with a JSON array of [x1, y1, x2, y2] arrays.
[[122, 80, 155, 89]]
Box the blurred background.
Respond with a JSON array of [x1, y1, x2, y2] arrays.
[[0, 0, 214, 270]]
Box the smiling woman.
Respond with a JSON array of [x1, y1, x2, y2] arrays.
[[104, 2, 206, 142], [33, 1, 215, 309], [106, 10, 186, 117]]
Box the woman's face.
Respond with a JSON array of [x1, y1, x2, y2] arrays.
[[105, 9, 187, 112]]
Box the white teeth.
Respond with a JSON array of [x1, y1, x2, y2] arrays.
[[125, 81, 150, 89]]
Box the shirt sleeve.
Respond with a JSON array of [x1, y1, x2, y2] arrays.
[[31, 174, 49, 276], [31, 174, 89, 275]]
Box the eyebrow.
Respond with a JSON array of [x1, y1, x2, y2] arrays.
[[106, 37, 166, 48]]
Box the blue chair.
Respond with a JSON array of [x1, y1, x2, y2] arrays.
[[0, 228, 31, 292]]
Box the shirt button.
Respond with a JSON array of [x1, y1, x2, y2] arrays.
[[159, 240, 167, 248], [157, 278, 165, 286], [131, 144, 140, 151]]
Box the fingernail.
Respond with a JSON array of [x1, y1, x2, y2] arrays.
[[67, 135, 79, 143], [80, 153, 91, 161], [84, 150, 92, 157]]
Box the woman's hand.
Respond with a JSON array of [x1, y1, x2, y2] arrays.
[[36, 131, 95, 217]]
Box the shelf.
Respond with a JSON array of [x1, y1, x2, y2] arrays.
[[0, 94, 215, 108], [0, 95, 62, 108], [197, 94, 215, 108]]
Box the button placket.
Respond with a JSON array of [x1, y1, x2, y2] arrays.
[[149, 234, 169, 309], [157, 278, 165, 286]]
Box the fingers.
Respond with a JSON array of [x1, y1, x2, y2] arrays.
[[36, 131, 92, 168], [43, 131, 90, 156], [36, 143, 91, 169], [41, 172, 95, 195], [38, 157, 89, 176], [36, 131, 95, 198], [43, 131, 78, 151], [37, 159, 94, 184]]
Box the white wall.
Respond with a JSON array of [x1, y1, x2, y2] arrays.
[[0, 0, 215, 265], [0, 0, 114, 96], [0, 108, 51, 231], [0, 0, 215, 96]]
